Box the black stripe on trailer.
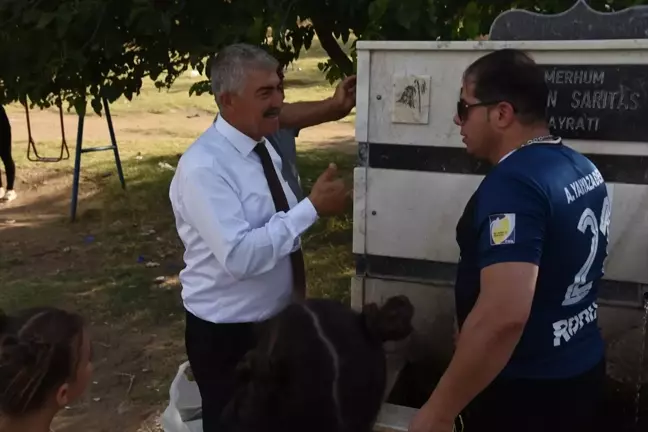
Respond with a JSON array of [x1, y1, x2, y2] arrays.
[[357, 142, 648, 185]]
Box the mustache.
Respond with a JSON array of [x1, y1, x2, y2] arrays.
[[263, 107, 281, 117]]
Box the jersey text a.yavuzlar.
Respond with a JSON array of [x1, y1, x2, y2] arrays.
[[455, 138, 609, 380]]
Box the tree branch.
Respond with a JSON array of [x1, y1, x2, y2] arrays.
[[311, 17, 354, 77]]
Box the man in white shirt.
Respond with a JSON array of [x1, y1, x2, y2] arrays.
[[169, 43, 349, 431]]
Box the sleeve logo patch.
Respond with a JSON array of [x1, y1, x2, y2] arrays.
[[489, 213, 516, 245]]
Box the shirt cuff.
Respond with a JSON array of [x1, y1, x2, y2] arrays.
[[287, 197, 319, 237]]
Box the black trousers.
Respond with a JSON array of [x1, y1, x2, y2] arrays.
[[0, 105, 15, 190], [185, 310, 257, 432], [463, 358, 606, 432]]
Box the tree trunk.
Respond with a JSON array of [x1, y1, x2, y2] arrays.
[[311, 17, 354, 77]]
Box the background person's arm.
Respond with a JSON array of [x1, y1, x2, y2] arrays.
[[279, 75, 356, 130], [409, 173, 547, 431]]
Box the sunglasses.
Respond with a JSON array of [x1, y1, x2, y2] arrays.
[[456, 99, 509, 123]]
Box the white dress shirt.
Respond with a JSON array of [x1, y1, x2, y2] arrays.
[[169, 116, 319, 323]]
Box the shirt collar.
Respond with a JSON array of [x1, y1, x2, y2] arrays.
[[499, 148, 517, 164], [214, 114, 262, 157], [498, 136, 562, 163]]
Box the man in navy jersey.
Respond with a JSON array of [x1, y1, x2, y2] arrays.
[[409, 49, 609, 432]]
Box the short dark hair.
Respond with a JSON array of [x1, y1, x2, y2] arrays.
[[464, 49, 548, 124], [220, 296, 414, 432], [0, 307, 85, 417]]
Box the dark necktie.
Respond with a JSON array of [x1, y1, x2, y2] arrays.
[[253, 141, 306, 297], [266, 132, 303, 200]]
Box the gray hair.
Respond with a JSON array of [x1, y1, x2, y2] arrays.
[[210, 43, 279, 107]]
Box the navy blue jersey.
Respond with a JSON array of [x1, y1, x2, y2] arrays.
[[455, 139, 609, 379]]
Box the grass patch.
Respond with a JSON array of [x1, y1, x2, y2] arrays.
[[1, 32, 357, 356], [0, 147, 356, 313], [0, 36, 357, 430], [298, 150, 356, 303]]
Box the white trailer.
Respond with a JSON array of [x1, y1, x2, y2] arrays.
[[354, 1, 648, 429]]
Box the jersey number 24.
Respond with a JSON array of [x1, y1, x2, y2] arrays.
[[562, 196, 611, 307]]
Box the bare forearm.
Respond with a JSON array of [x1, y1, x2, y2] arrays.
[[279, 99, 344, 129], [427, 308, 525, 420]]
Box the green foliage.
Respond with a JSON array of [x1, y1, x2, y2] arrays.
[[0, 0, 186, 115], [0, 0, 642, 113]]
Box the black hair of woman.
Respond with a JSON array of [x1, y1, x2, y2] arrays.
[[220, 295, 415, 432], [0, 307, 93, 432]]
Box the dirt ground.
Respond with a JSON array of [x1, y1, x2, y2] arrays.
[[0, 108, 356, 432], [4, 107, 357, 152], [0, 108, 356, 240]]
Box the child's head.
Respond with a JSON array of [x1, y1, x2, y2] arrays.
[[0, 307, 92, 419], [221, 295, 415, 432]]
